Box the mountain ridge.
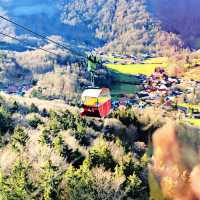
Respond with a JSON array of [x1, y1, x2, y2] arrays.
[[0, 0, 200, 53]]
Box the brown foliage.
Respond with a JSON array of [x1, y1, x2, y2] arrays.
[[152, 122, 200, 200]]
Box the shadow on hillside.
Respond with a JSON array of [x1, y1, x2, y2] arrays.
[[109, 69, 141, 84], [107, 69, 142, 99]]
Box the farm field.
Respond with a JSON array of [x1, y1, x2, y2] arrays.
[[106, 57, 168, 98], [185, 118, 200, 127], [106, 57, 168, 76], [111, 82, 140, 99], [178, 103, 200, 111]]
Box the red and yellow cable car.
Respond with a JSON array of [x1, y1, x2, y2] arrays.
[[81, 88, 111, 118]]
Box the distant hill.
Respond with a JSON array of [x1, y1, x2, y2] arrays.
[[61, 0, 160, 55], [149, 0, 200, 49], [1, 0, 200, 54], [0, 0, 103, 50]]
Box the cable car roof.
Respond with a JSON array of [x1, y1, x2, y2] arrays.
[[82, 88, 110, 98]]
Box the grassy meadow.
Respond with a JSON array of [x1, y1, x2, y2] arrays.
[[106, 57, 168, 76], [178, 103, 200, 111], [106, 57, 168, 98], [185, 118, 200, 127]]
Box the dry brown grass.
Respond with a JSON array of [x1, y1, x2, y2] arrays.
[[0, 145, 18, 174], [24, 129, 67, 181], [133, 107, 165, 127], [92, 167, 126, 200], [183, 67, 200, 81], [104, 118, 126, 132], [34, 70, 79, 98], [109, 141, 125, 163], [61, 130, 88, 157], [0, 92, 79, 114]]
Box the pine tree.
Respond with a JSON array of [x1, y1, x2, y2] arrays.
[[0, 160, 34, 200], [0, 106, 13, 133], [65, 161, 94, 200], [11, 126, 29, 152], [39, 160, 62, 200]]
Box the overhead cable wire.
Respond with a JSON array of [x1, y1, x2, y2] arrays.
[[0, 15, 85, 57], [0, 31, 60, 57]]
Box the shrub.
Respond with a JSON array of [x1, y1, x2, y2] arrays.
[[52, 134, 84, 166], [64, 161, 94, 200], [74, 124, 90, 146], [70, 149, 85, 167], [52, 136, 72, 159], [59, 111, 76, 130], [118, 153, 143, 177], [49, 118, 62, 134], [39, 129, 52, 146], [57, 111, 90, 146], [110, 109, 136, 127], [28, 115, 43, 128], [10, 101, 19, 113], [103, 118, 126, 141], [86, 119, 103, 132], [91, 167, 124, 199], [125, 173, 143, 199], [31, 89, 43, 99], [41, 108, 49, 117]]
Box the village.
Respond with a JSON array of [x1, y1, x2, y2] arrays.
[[110, 63, 200, 121], [97, 53, 200, 112]]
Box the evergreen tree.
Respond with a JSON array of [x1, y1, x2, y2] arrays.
[[29, 103, 39, 113], [65, 161, 95, 200], [11, 126, 29, 152], [89, 137, 116, 170], [39, 160, 62, 200], [0, 160, 34, 200], [0, 106, 13, 133], [10, 101, 19, 113]]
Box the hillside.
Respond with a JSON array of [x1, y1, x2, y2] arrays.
[[0, 0, 197, 54], [1, 0, 200, 52], [0, 1, 200, 200], [0, 93, 200, 199], [0, 0, 102, 50], [0, 93, 165, 199], [149, 0, 200, 49], [1, 0, 200, 54]]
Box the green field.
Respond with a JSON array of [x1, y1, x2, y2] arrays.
[[106, 57, 168, 98], [111, 70, 140, 83], [178, 103, 200, 111], [111, 82, 140, 100], [143, 57, 168, 64], [107, 55, 124, 62], [185, 118, 200, 127], [178, 103, 200, 127], [106, 57, 168, 76]]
